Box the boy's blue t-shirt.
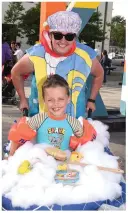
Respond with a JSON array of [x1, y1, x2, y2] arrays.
[[37, 117, 73, 150], [28, 112, 83, 150]]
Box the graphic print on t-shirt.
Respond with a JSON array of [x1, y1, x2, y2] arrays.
[[48, 127, 65, 148]]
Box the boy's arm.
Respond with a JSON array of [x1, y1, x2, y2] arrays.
[[8, 113, 48, 143], [27, 112, 47, 130], [7, 115, 39, 157], [70, 118, 97, 150], [7, 115, 38, 157], [7, 113, 48, 157], [73, 119, 83, 137], [9, 142, 21, 157], [66, 115, 83, 137]]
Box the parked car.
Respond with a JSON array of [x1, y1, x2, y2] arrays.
[[111, 55, 124, 66]]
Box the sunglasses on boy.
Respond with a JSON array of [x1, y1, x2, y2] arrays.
[[52, 32, 76, 41]]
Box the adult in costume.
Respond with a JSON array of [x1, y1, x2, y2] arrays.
[[11, 11, 104, 118]]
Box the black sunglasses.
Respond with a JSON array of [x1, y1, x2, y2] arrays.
[[52, 32, 76, 41]]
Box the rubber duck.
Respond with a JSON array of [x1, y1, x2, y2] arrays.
[[18, 160, 31, 174]]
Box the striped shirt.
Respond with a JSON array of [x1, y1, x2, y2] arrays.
[[28, 112, 83, 137], [27, 112, 83, 150]]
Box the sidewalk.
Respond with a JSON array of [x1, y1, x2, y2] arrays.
[[100, 81, 121, 110], [100, 66, 123, 110]]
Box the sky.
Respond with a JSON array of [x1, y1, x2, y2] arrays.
[[112, 1, 127, 18]]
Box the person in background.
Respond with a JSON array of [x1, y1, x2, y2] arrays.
[[10, 41, 17, 65], [14, 42, 24, 62], [10, 41, 16, 54], [2, 34, 13, 72], [2, 38, 12, 67], [100, 50, 109, 83]]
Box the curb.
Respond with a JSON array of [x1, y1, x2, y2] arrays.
[[93, 111, 125, 132]]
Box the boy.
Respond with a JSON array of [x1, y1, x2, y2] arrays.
[[8, 74, 84, 156]]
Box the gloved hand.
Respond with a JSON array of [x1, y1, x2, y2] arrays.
[[8, 117, 36, 144], [70, 118, 97, 150]]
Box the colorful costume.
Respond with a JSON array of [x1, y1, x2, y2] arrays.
[[25, 11, 97, 118], [27, 41, 96, 118]]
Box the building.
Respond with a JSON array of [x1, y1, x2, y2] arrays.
[[95, 2, 113, 54]]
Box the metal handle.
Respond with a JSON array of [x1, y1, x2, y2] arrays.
[[88, 109, 92, 119], [22, 108, 28, 117]]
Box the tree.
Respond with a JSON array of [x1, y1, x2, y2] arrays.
[[79, 11, 106, 48], [109, 15, 126, 48], [20, 3, 40, 45], [4, 2, 25, 41]]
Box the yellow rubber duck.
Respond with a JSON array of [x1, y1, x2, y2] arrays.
[[69, 152, 83, 163], [57, 164, 68, 171], [18, 160, 31, 174]]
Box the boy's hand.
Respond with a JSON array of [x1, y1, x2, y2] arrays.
[[74, 130, 83, 137], [45, 147, 67, 161]]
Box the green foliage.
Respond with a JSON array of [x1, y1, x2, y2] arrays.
[[4, 2, 25, 24], [79, 11, 106, 48], [4, 2, 25, 40], [20, 3, 40, 45], [109, 15, 126, 48]]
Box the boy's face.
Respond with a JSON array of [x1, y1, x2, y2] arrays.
[[44, 86, 70, 117]]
